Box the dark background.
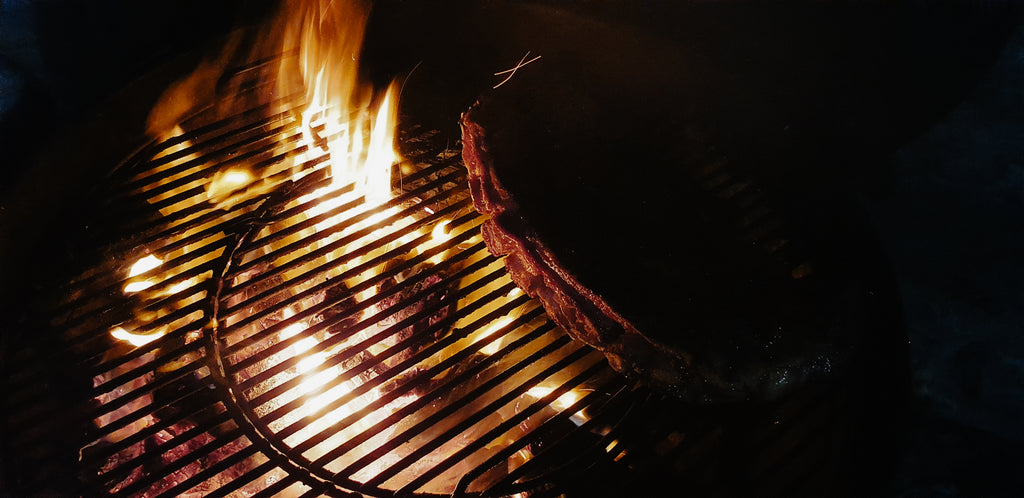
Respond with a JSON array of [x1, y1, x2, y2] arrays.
[[0, 1, 1022, 495]]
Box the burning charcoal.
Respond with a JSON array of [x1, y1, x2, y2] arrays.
[[317, 279, 362, 332], [227, 261, 287, 315], [372, 264, 457, 364]]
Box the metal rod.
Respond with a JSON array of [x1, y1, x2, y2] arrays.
[[231, 251, 503, 410], [226, 169, 467, 288], [389, 358, 608, 493], [86, 371, 215, 441], [220, 201, 474, 332], [154, 442, 261, 498], [267, 289, 536, 443], [305, 314, 555, 469], [230, 253, 502, 397], [201, 458, 278, 498], [342, 340, 589, 486], [114, 428, 246, 497], [81, 402, 229, 468], [453, 380, 630, 496], [221, 232, 489, 372], [92, 412, 235, 494], [475, 383, 640, 497]]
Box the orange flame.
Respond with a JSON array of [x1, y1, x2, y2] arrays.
[[285, 0, 400, 204], [260, 0, 411, 438]]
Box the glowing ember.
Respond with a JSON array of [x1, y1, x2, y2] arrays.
[[129, 254, 164, 276], [109, 325, 166, 347], [206, 168, 255, 202], [123, 254, 163, 293], [478, 316, 515, 355], [525, 386, 591, 426], [525, 386, 581, 411]]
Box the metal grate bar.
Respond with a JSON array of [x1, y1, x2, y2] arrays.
[[125, 82, 300, 173], [201, 458, 279, 498], [53, 248, 225, 344], [248, 472, 306, 498], [123, 157, 311, 237], [221, 190, 470, 320], [296, 485, 332, 498], [113, 428, 247, 497], [123, 121, 294, 205], [124, 108, 297, 191], [233, 203, 477, 342], [82, 402, 229, 470], [114, 100, 283, 184], [227, 169, 467, 291], [85, 298, 209, 373], [89, 341, 208, 403], [305, 311, 555, 468], [95, 239, 226, 302], [232, 178, 462, 281], [319, 326, 567, 479], [221, 232, 489, 374], [79, 300, 211, 373], [480, 384, 641, 497], [92, 412, 236, 495], [58, 288, 206, 365], [49, 206, 257, 316], [399, 369, 617, 496], [342, 339, 587, 485], [155, 442, 261, 498], [295, 298, 544, 440], [242, 154, 458, 248], [233, 255, 504, 410], [254, 293, 536, 436], [450, 380, 629, 496], [87, 361, 211, 434], [231, 253, 503, 402], [384, 356, 608, 492], [269, 288, 536, 444], [125, 123, 300, 206], [86, 370, 214, 442], [221, 209, 480, 348]]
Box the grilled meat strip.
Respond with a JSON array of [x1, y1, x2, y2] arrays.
[[459, 60, 896, 402]]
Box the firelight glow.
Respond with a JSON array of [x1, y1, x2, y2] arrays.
[[110, 326, 165, 347], [526, 386, 591, 426], [254, 0, 427, 459], [129, 254, 163, 276], [123, 254, 163, 293], [285, 0, 400, 205], [206, 168, 254, 202]]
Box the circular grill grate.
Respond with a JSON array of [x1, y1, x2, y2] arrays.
[[3, 59, 637, 497], [0, 53, 908, 498], [211, 127, 628, 495]]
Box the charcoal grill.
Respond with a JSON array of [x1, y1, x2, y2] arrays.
[[1, 50, 640, 496], [0, 57, 910, 498], [0, 3, 924, 497]]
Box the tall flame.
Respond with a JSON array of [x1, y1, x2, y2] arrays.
[[95, 1, 610, 492], [285, 0, 400, 204], [262, 0, 416, 452]]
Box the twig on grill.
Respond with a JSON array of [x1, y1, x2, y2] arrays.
[[493, 52, 542, 89]]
